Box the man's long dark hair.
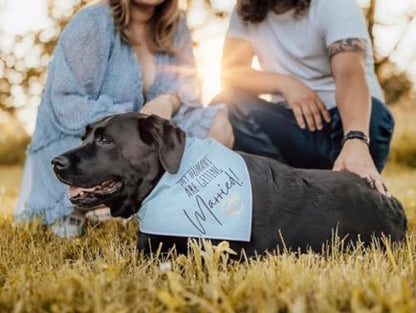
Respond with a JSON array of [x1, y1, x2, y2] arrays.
[[236, 0, 311, 23]]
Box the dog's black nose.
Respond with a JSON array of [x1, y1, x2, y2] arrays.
[[51, 155, 70, 170]]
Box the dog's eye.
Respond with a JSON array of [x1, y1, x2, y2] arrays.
[[97, 135, 113, 146]]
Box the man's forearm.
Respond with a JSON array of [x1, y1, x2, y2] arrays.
[[332, 67, 388, 195], [335, 71, 371, 136], [221, 67, 290, 95], [329, 38, 371, 136]]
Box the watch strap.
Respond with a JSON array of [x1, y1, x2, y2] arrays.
[[342, 130, 370, 146]]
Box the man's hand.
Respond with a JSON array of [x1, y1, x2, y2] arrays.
[[141, 94, 180, 119], [281, 76, 331, 132], [333, 139, 390, 196], [328, 38, 390, 196]]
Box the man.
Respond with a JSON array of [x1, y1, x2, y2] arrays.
[[219, 0, 394, 195]]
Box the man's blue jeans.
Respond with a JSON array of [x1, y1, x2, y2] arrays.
[[222, 91, 394, 173]]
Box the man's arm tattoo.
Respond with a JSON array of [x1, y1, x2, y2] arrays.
[[327, 38, 367, 60]]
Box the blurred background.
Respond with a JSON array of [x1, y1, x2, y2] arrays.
[[0, 0, 415, 217]]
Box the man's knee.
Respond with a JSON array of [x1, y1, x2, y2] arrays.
[[370, 97, 394, 140], [369, 97, 395, 172], [207, 111, 235, 148]]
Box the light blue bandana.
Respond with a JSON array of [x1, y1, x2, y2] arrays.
[[137, 137, 253, 242]]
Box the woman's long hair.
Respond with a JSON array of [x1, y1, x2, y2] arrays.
[[237, 0, 311, 23], [108, 0, 180, 54]]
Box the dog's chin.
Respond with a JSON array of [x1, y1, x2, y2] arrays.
[[108, 204, 136, 218], [67, 180, 124, 209]]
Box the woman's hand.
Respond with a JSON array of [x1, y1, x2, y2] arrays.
[[141, 94, 181, 119], [333, 139, 390, 196], [280, 76, 331, 131]]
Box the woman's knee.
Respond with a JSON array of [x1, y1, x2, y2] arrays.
[[211, 90, 265, 120], [211, 89, 250, 106], [207, 111, 235, 148]]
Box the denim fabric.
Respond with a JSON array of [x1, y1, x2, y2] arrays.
[[225, 91, 394, 173], [15, 3, 219, 224]]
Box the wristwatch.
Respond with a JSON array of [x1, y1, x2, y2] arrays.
[[342, 130, 370, 146]]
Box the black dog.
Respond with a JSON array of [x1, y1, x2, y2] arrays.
[[52, 113, 407, 256]]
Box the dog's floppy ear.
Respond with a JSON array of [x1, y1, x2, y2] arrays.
[[138, 114, 186, 174]]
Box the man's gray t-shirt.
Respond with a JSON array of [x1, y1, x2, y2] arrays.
[[226, 0, 384, 110]]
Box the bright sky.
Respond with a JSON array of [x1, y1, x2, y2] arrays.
[[0, 0, 48, 33], [0, 0, 415, 133]]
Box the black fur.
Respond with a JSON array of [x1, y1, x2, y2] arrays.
[[52, 113, 407, 256]]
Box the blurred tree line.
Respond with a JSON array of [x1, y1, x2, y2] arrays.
[[0, 0, 87, 163], [364, 0, 415, 105], [0, 0, 415, 164], [0, 1, 87, 114]]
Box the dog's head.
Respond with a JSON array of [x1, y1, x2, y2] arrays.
[[52, 113, 186, 218]]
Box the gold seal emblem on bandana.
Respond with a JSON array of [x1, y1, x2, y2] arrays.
[[220, 194, 244, 217]]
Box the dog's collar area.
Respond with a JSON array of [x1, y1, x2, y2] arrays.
[[137, 137, 253, 242]]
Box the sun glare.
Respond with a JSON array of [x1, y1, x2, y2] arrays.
[[0, 0, 415, 133], [0, 0, 49, 35]]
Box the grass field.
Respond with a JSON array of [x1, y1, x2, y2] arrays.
[[0, 106, 415, 312]]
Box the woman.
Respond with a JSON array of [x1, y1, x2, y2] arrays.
[[220, 0, 394, 195], [15, 0, 233, 236]]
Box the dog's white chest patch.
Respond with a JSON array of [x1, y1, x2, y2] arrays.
[[137, 137, 253, 242]]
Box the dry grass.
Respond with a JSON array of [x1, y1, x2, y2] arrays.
[[0, 107, 416, 312], [389, 105, 416, 168]]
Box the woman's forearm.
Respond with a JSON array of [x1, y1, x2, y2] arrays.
[[221, 67, 291, 96]]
